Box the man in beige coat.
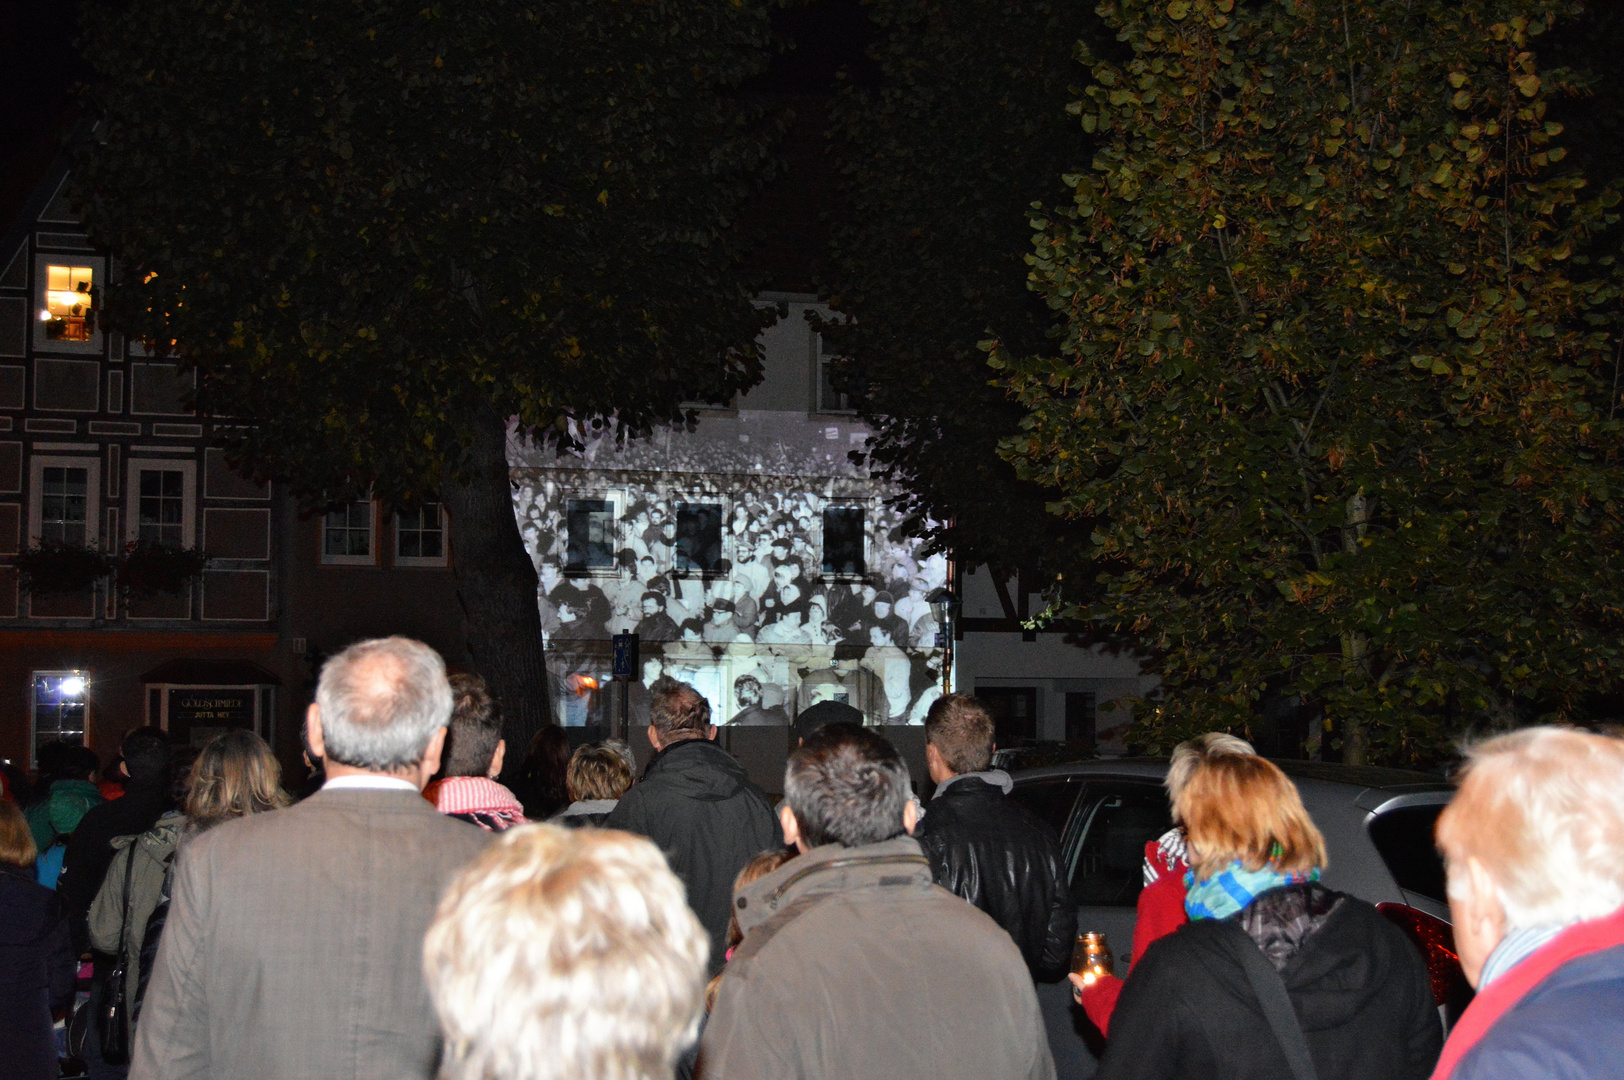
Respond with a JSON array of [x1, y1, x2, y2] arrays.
[[698, 723, 1055, 1080], [131, 637, 490, 1080]]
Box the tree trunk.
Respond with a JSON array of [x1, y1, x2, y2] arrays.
[[440, 402, 552, 770]]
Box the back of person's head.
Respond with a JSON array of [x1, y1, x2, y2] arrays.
[[1436, 726, 1624, 930], [649, 679, 710, 742], [924, 694, 996, 774], [1177, 754, 1325, 880], [122, 726, 172, 781], [566, 744, 634, 803], [784, 723, 911, 848], [0, 799, 37, 869], [185, 730, 290, 833], [442, 674, 504, 779], [424, 825, 708, 1080], [167, 744, 202, 803], [48, 742, 99, 782], [601, 739, 637, 778], [1166, 731, 1256, 814], [315, 636, 452, 770], [790, 699, 863, 744]]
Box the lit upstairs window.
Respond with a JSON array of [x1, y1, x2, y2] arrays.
[[42, 264, 95, 342]]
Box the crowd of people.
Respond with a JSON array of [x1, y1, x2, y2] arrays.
[[4, 633, 1624, 1080]]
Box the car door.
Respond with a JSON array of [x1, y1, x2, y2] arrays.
[[1064, 779, 1173, 977]]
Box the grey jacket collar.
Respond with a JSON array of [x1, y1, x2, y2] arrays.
[[932, 768, 1013, 799], [733, 835, 932, 937], [555, 799, 618, 818]]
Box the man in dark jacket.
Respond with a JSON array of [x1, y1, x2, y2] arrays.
[[700, 724, 1055, 1079], [1431, 727, 1624, 1080], [915, 694, 1076, 979], [605, 679, 779, 974], [57, 725, 172, 948]]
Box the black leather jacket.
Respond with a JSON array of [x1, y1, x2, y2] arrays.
[[916, 774, 1077, 980]]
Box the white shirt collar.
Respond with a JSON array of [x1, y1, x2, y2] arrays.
[[322, 774, 421, 793]]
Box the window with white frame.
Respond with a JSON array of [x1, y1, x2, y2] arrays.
[[29, 455, 101, 549], [31, 670, 89, 766], [395, 503, 448, 567], [815, 332, 853, 414], [322, 500, 376, 565], [33, 255, 105, 354], [126, 458, 197, 548]]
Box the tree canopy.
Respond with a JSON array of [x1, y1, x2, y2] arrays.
[[994, 0, 1624, 763], [73, 0, 781, 744], [820, 0, 1103, 575]]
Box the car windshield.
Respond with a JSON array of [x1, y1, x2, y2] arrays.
[[1367, 803, 1449, 904]]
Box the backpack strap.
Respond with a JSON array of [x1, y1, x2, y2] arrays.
[[1217, 920, 1321, 1080]]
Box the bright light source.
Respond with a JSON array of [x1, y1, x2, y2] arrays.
[[60, 676, 86, 697], [39, 309, 52, 321]]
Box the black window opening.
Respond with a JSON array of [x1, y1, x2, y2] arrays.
[[1067, 782, 1174, 908], [138, 469, 186, 547], [565, 499, 616, 572], [978, 686, 1039, 747], [674, 502, 724, 574], [821, 506, 865, 577], [1368, 803, 1449, 904]]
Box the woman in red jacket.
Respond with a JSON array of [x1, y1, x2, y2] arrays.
[[1073, 731, 1256, 1035]]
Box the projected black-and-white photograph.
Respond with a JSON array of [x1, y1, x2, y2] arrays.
[[511, 414, 948, 727]]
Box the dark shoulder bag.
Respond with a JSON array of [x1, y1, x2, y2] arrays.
[[98, 847, 138, 1065], [1219, 921, 1321, 1080]]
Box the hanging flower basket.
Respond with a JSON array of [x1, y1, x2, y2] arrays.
[[14, 543, 114, 595], [117, 542, 210, 597]]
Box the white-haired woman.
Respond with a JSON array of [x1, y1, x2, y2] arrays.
[[425, 824, 708, 1080]]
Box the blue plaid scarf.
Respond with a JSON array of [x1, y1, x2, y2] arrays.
[[1184, 861, 1321, 921]]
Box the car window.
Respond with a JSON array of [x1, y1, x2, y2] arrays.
[[1009, 777, 1082, 838], [1368, 802, 1448, 904], [1069, 782, 1173, 907]]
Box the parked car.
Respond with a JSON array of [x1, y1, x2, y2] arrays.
[[1008, 758, 1470, 1018]]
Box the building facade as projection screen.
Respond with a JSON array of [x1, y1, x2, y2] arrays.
[[509, 297, 947, 729]]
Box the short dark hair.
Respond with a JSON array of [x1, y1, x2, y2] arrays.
[[122, 726, 172, 781], [924, 694, 996, 774], [649, 679, 710, 740], [784, 723, 910, 848], [791, 699, 863, 744], [442, 674, 504, 778]]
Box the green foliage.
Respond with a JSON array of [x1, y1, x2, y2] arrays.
[[821, 0, 1103, 573], [73, 0, 781, 503], [994, 0, 1624, 763]]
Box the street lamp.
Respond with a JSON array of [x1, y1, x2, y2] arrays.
[[926, 587, 960, 695]]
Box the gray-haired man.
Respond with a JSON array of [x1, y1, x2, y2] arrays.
[[700, 723, 1055, 1080], [131, 637, 491, 1080]]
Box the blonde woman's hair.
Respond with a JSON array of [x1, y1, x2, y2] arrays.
[[425, 824, 708, 1080], [1436, 726, 1624, 931], [1178, 754, 1326, 880], [1165, 731, 1256, 819], [184, 729, 290, 832], [566, 744, 634, 803], [0, 799, 37, 868]]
